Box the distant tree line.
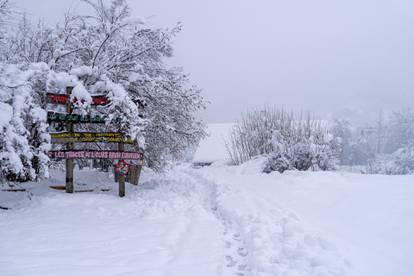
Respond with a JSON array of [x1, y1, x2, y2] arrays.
[[227, 108, 414, 175], [334, 110, 414, 175]]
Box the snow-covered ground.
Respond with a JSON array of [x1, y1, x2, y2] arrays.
[[1, 166, 351, 276], [1, 124, 413, 276], [199, 158, 414, 276], [2, 163, 412, 275], [0, 168, 225, 276]]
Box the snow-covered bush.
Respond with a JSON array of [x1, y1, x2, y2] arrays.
[[226, 108, 339, 173], [264, 118, 338, 173], [225, 108, 276, 166], [367, 147, 414, 175], [367, 109, 414, 175]]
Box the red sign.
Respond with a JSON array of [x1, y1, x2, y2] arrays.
[[48, 150, 143, 160], [115, 160, 129, 176], [47, 93, 109, 106], [47, 94, 68, 104], [91, 96, 107, 105]]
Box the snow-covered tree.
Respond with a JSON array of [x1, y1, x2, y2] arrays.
[[330, 118, 352, 164], [0, 0, 10, 44], [0, 0, 205, 174], [384, 109, 414, 153], [367, 109, 414, 175], [329, 118, 382, 166], [0, 0, 9, 25], [0, 63, 51, 181]]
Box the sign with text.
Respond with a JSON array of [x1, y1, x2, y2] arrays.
[[48, 150, 143, 160], [47, 112, 106, 124], [47, 93, 109, 106], [50, 132, 134, 144]]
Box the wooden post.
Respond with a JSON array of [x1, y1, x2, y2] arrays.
[[65, 87, 74, 193], [127, 164, 142, 185], [127, 165, 137, 185], [114, 171, 119, 183], [135, 164, 143, 185], [118, 142, 125, 197]]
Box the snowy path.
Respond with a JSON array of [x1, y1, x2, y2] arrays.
[[179, 169, 251, 275], [0, 166, 350, 276], [184, 168, 350, 276]]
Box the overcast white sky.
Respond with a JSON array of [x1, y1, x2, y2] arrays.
[[13, 0, 414, 123]]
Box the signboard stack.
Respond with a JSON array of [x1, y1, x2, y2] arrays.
[[47, 87, 143, 197]]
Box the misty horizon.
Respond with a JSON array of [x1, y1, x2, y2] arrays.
[[12, 0, 414, 123]]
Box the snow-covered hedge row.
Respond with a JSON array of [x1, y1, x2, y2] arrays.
[[226, 109, 339, 173]]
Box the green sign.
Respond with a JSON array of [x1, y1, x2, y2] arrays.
[[47, 112, 106, 124], [50, 132, 134, 144]]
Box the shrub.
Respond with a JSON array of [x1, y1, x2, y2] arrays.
[[226, 108, 339, 173], [367, 147, 414, 175]]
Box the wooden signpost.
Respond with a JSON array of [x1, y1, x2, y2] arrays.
[[50, 132, 135, 144], [47, 88, 143, 197]]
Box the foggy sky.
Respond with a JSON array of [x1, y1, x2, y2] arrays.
[[14, 0, 414, 123]]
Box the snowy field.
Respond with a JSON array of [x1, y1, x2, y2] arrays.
[[0, 124, 413, 276], [199, 159, 414, 276]]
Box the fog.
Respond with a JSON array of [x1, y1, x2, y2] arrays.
[[14, 0, 414, 123]]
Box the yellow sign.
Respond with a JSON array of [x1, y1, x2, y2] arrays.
[[50, 132, 134, 144]]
